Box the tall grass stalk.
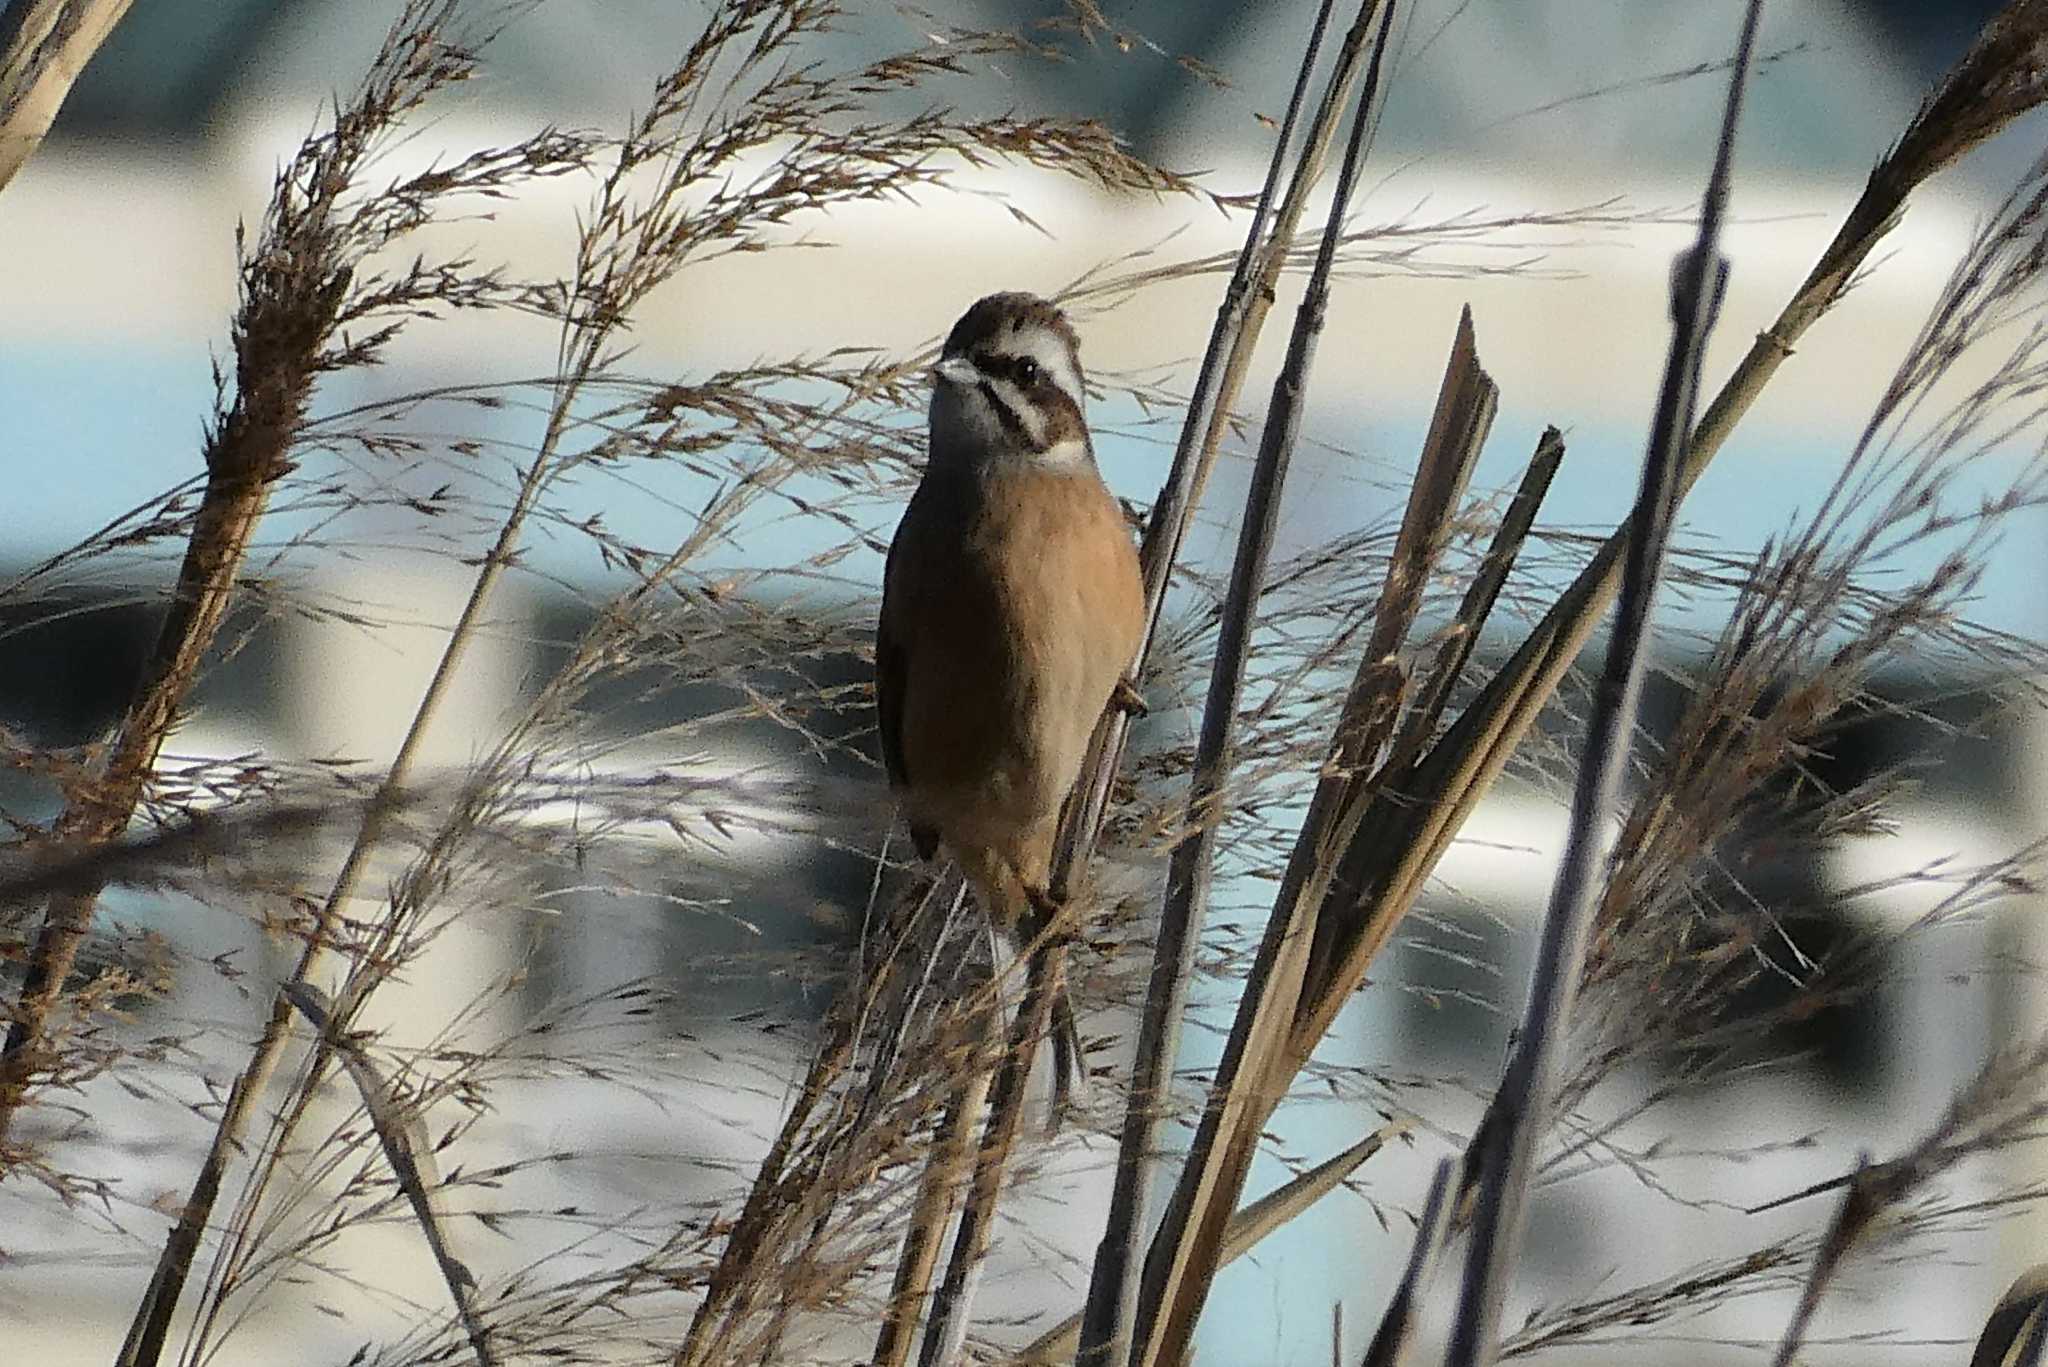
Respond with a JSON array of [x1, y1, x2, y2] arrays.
[[1445, 6, 1761, 1362]]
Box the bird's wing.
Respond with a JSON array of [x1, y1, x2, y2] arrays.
[[878, 496, 944, 863], [877, 531, 914, 794]]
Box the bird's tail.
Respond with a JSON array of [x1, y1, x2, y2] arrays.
[[958, 851, 1088, 1129], [1014, 895, 1089, 1124]]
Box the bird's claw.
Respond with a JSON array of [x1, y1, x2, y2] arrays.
[[1025, 887, 1090, 952], [1112, 678, 1148, 718]]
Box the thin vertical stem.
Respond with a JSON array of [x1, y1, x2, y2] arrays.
[[916, 955, 1061, 1367], [1054, 0, 1348, 901], [873, 1032, 996, 1367], [1129, 7, 1402, 1366], [1442, 5, 1762, 1363], [1074, 1, 1356, 1360]]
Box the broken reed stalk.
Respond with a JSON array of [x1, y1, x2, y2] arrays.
[[1360, 1156, 1456, 1367], [0, 233, 349, 1151], [1347, 303, 1496, 771], [278, 982, 493, 1367], [0, 0, 134, 192], [1443, 6, 1759, 1361], [1131, 301, 1498, 1367], [1018, 1121, 1405, 1365], [1123, 7, 1409, 1367], [1290, 0, 2048, 1063], [1119, 7, 2048, 1341]]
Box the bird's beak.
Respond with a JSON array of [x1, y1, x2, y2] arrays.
[[931, 355, 979, 389]]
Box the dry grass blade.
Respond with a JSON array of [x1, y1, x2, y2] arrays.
[[1023, 1121, 1408, 1365], [111, 1068, 246, 1366], [1361, 1156, 1456, 1367], [277, 981, 492, 1367], [677, 980, 872, 1365], [0, 0, 133, 191], [1444, 8, 1759, 1361], [1767, 1156, 1876, 1367], [1972, 1266, 2048, 1367], [1129, 8, 1404, 1367]]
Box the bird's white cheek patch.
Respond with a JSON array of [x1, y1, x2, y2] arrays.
[[1036, 435, 1092, 467]]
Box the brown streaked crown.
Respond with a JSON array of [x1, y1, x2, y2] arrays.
[[941, 292, 1080, 366]]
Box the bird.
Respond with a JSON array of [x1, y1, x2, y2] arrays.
[[876, 291, 1145, 1110]]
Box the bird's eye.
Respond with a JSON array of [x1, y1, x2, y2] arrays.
[[1014, 357, 1043, 388]]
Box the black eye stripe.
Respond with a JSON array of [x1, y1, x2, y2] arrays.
[[973, 350, 1058, 392]]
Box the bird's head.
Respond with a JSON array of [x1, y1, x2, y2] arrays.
[[928, 292, 1091, 470]]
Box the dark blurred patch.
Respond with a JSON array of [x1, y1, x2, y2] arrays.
[[47, 0, 314, 147], [0, 589, 287, 747], [1865, 0, 2008, 79], [46, 2, 2007, 157], [0, 592, 155, 745]]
